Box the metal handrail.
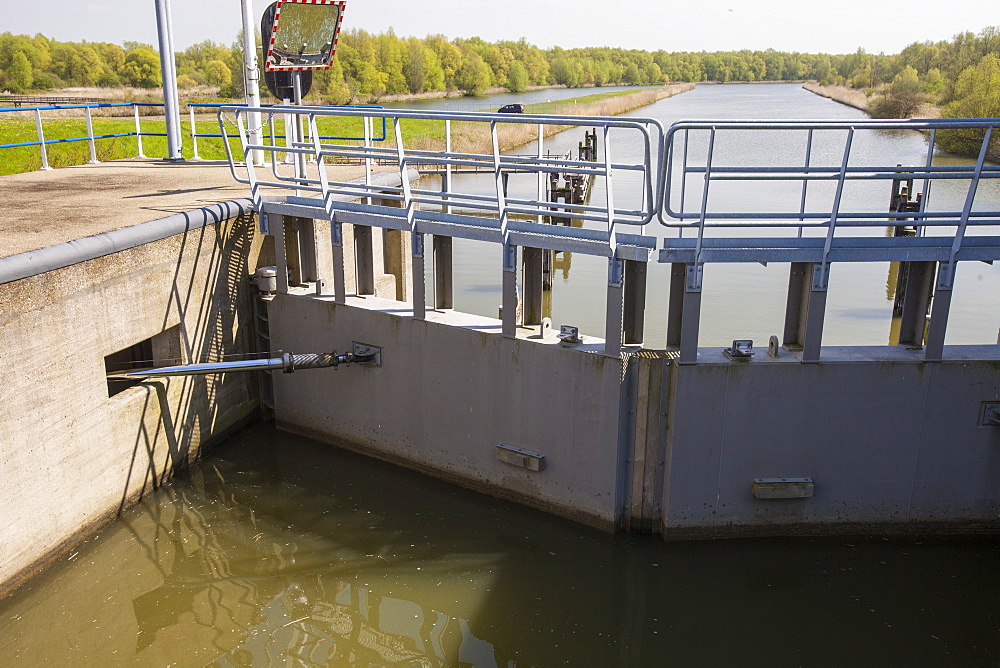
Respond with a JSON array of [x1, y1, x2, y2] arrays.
[[661, 118, 1000, 229], [219, 104, 664, 248], [0, 102, 166, 168], [186, 102, 387, 160]]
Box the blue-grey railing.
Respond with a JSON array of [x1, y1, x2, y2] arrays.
[[188, 103, 386, 160], [0, 101, 387, 168], [0, 102, 165, 169]]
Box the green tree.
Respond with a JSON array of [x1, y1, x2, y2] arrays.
[[203, 59, 231, 86], [403, 38, 427, 93], [7, 50, 32, 91], [938, 53, 1000, 157], [868, 65, 924, 118], [121, 46, 161, 87], [506, 60, 528, 92], [455, 50, 491, 95]]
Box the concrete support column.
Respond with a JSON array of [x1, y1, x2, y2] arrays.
[[666, 263, 686, 348], [354, 225, 375, 295], [382, 229, 410, 302], [783, 262, 829, 363], [623, 260, 647, 346], [433, 236, 453, 310], [297, 217, 317, 283], [283, 219, 303, 287], [604, 259, 625, 358], [502, 244, 518, 338], [329, 220, 347, 303], [897, 260, 935, 347], [924, 262, 955, 362], [273, 215, 289, 294], [411, 232, 426, 320], [674, 264, 702, 365], [522, 247, 544, 326]]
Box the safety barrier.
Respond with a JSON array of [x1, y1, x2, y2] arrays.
[[0, 102, 165, 169]]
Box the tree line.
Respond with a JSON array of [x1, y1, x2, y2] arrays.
[[0, 26, 997, 133]]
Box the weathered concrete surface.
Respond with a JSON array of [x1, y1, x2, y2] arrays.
[[0, 159, 366, 257], [268, 290, 625, 530], [0, 210, 262, 596], [658, 347, 1000, 537]]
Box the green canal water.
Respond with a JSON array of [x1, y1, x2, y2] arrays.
[[1, 424, 998, 665]]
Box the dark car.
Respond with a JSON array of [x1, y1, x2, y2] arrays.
[[497, 103, 524, 113]]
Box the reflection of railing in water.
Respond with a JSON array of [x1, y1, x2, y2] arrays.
[[220, 107, 1000, 361]]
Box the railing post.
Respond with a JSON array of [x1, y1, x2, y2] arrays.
[[133, 105, 146, 158], [34, 109, 51, 170], [84, 106, 99, 164], [190, 105, 200, 160]]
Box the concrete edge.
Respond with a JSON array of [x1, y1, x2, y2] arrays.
[[0, 198, 254, 286], [662, 518, 1000, 541], [275, 420, 617, 534]]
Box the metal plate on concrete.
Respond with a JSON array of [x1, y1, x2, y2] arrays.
[[496, 444, 546, 472], [753, 478, 814, 499]]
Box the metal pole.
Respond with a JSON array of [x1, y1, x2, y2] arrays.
[[241, 0, 263, 165], [133, 104, 145, 158], [189, 105, 199, 159], [163, 0, 183, 155], [154, 0, 183, 160], [34, 109, 50, 170], [84, 106, 99, 163]]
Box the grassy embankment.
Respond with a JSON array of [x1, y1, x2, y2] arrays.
[[802, 81, 941, 118], [0, 85, 692, 176]]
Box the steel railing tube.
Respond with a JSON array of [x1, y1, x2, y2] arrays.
[[120, 351, 375, 379], [123, 357, 285, 378]]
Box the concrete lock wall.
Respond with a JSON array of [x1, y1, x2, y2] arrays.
[[267, 291, 627, 531], [651, 349, 1000, 538], [0, 214, 262, 595], [266, 287, 1000, 538]]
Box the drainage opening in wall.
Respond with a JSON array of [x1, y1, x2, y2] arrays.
[[104, 326, 183, 397]]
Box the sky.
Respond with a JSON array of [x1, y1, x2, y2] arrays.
[[7, 0, 995, 55]]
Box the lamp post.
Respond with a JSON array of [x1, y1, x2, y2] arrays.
[[154, 0, 183, 160], [241, 0, 264, 165]]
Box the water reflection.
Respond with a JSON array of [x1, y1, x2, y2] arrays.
[[2, 425, 999, 665]]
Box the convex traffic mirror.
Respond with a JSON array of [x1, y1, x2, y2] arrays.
[[263, 0, 346, 71]]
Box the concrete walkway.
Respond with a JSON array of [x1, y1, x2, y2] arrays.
[[0, 159, 368, 258]]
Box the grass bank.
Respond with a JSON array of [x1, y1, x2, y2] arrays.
[[0, 85, 693, 176], [802, 82, 941, 119]]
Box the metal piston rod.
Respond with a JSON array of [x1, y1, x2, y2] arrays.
[[121, 350, 374, 379]]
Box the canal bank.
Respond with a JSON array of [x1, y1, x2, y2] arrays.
[[803, 81, 942, 118]]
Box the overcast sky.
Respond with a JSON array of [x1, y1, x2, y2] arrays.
[[8, 1, 995, 55]]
